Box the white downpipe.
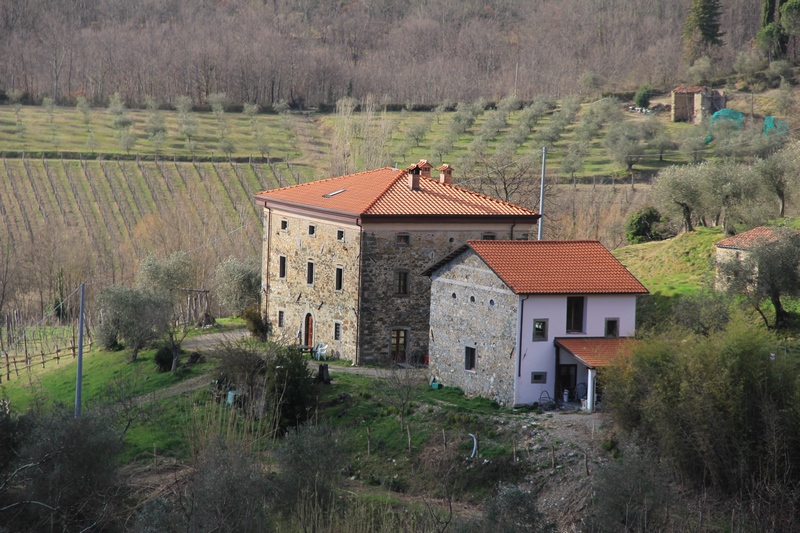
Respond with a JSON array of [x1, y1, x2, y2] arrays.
[[586, 368, 597, 413]]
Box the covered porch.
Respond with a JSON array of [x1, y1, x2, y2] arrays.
[[554, 338, 636, 412]]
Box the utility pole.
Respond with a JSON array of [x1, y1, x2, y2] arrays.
[[74, 283, 85, 418], [538, 147, 546, 240]]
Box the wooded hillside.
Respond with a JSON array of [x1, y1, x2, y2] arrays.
[[0, 0, 759, 107]]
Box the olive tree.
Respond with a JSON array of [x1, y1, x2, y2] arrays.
[[718, 228, 800, 329], [213, 255, 261, 317], [96, 285, 171, 361], [652, 164, 705, 232], [136, 251, 195, 372]]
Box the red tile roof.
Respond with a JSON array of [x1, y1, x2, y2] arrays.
[[466, 240, 648, 294], [672, 85, 707, 93], [715, 226, 798, 250], [254, 167, 538, 218], [555, 338, 636, 368]]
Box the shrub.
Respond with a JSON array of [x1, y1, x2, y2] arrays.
[[633, 84, 651, 109], [624, 206, 663, 244], [483, 484, 555, 533], [153, 344, 174, 372], [242, 305, 270, 341], [273, 422, 341, 515]]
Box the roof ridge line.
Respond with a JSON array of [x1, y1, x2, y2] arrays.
[[419, 176, 539, 215]]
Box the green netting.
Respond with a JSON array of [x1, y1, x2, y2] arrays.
[[710, 108, 745, 127], [764, 116, 789, 136], [706, 108, 745, 143]]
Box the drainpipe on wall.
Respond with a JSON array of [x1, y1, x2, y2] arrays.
[[515, 294, 529, 406], [263, 205, 271, 320], [586, 367, 597, 413], [354, 217, 364, 366]]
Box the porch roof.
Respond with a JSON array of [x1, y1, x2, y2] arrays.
[[554, 337, 637, 369]]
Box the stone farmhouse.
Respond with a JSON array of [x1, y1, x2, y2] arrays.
[[671, 85, 726, 124], [254, 161, 539, 365], [714, 226, 800, 290], [423, 240, 647, 411]]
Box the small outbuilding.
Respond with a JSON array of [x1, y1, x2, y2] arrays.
[[424, 240, 648, 411], [671, 85, 726, 124]]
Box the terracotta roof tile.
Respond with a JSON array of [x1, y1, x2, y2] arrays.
[[254, 167, 538, 218], [715, 226, 798, 250], [672, 85, 707, 93], [554, 338, 637, 368], [466, 240, 648, 294]]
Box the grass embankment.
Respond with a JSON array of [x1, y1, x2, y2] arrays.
[[613, 226, 725, 296]]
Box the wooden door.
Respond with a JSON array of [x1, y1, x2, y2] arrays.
[[390, 329, 407, 363], [304, 313, 314, 347]]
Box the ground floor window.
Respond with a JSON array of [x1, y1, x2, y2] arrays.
[[334, 321, 342, 341], [465, 346, 476, 371], [277, 310, 285, 327], [390, 329, 407, 362]]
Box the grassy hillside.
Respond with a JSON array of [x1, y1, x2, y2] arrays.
[[613, 226, 725, 296], [0, 101, 696, 180]]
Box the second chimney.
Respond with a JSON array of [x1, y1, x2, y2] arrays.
[[438, 164, 453, 185], [408, 166, 421, 191]]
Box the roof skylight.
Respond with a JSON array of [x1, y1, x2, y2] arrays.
[[323, 189, 346, 198]]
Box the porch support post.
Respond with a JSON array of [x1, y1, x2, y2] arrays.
[[586, 368, 597, 413]]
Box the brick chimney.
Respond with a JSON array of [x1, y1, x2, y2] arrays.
[[407, 165, 421, 191], [438, 164, 453, 185], [417, 159, 433, 178]]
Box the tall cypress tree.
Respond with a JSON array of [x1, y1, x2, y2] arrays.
[[683, 0, 725, 48]]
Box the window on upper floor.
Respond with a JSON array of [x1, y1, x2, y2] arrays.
[[308, 224, 316, 237], [605, 318, 619, 338], [482, 233, 496, 240], [280, 219, 288, 231], [278, 255, 287, 279], [396, 233, 410, 246], [465, 346, 476, 371], [566, 296, 585, 333], [533, 319, 548, 341], [336, 229, 345, 242], [395, 271, 409, 295], [335, 266, 344, 292], [306, 261, 315, 285]]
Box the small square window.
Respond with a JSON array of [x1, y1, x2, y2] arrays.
[[465, 346, 476, 371], [396, 271, 409, 295], [278, 255, 287, 279], [396, 233, 410, 245], [306, 261, 315, 285], [308, 224, 316, 236], [533, 319, 548, 341], [336, 229, 345, 242], [280, 219, 288, 231], [482, 233, 496, 240], [605, 318, 619, 338], [334, 322, 342, 341], [277, 310, 285, 328], [335, 266, 344, 292], [531, 372, 547, 384]]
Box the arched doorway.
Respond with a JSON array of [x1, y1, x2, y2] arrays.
[[304, 313, 314, 347]]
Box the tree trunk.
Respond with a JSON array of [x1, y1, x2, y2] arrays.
[[771, 291, 789, 329]]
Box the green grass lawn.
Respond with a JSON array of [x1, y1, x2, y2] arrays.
[[613, 226, 725, 296]]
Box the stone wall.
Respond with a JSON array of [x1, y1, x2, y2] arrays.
[[262, 207, 360, 360], [357, 224, 523, 365], [428, 249, 518, 405]]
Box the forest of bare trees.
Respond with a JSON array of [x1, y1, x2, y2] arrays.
[[0, 0, 760, 108]]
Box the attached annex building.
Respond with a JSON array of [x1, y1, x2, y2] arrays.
[[424, 240, 647, 410], [254, 161, 539, 365]]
